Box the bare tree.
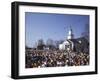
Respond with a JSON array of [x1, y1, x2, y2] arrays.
[[46, 39, 54, 46], [54, 40, 64, 48], [37, 39, 44, 46], [33, 42, 37, 48], [81, 24, 89, 41], [37, 39, 45, 50]]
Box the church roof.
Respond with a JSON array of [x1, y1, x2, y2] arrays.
[[66, 37, 89, 48], [68, 37, 88, 43]]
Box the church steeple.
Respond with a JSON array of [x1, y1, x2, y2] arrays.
[[67, 26, 74, 39]]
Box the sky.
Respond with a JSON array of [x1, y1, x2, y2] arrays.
[[25, 12, 89, 48]]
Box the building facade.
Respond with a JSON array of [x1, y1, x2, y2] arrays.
[[59, 27, 89, 53]]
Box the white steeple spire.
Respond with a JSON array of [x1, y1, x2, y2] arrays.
[[67, 26, 74, 39]]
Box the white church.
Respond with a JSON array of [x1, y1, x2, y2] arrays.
[[59, 27, 89, 53], [59, 27, 74, 51]]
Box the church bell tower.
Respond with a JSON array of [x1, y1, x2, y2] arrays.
[[67, 26, 74, 39]]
